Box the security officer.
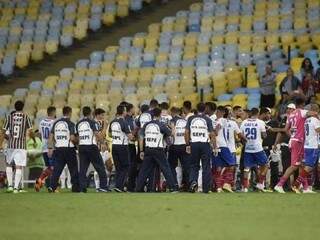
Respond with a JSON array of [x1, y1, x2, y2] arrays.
[[76, 106, 109, 193], [185, 102, 216, 193], [48, 106, 80, 192], [168, 107, 190, 190], [136, 107, 178, 192], [109, 105, 133, 192]]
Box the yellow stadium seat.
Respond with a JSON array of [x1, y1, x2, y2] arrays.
[[45, 41, 58, 55]]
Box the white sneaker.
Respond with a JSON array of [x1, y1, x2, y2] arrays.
[[217, 188, 223, 193], [256, 183, 265, 191], [274, 185, 285, 194], [6, 186, 13, 193], [242, 188, 248, 193], [13, 188, 19, 194], [302, 189, 317, 194]]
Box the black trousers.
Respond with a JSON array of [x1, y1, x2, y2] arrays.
[[79, 145, 108, 192], [136, 148, 178, 192], [189, 142, 212, 193], [127, 144, 138, 192], [264, 149, 279, 189], [260, 94, 275, 108], [281, 145, 291, 190], [112, 144, 129, 191], [50, 148, 80, 192], [168, 144, 191, 187]]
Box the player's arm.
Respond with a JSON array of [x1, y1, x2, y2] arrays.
[[122, 120, 134, 141], [139, 126, 146, 160], [207, 118, 217, 151]]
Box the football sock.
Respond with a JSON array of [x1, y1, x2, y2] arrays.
[[277, 176, 288, 187], [39, 167, 53, 181], [94, 171, 100, 189], [14, 168, 22, 189], [6, 167, 13, 187], [224, 168, 234, 186], [242, 176, 249, 189], [214, 169, 223, 189], [294, 168, 308, 190]]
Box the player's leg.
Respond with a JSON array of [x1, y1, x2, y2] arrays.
[[78, 147, 91, 192], [136, 151, 156, 192], [242, 152, 254, 192], [167, 145, 179, 186], [60, 168, 66, 189], [212, 152, 223, 192], [90, 147, 108, 191], [66, 167, 72, 189], [221, 147, 236, 192], [65, 148, 80, 192], [127, 144, 138, 192], [12, 150, 27, 193], [180, 146, 191, 191], [255, 151, 269, 191], [189, 143, 201, 192], [5, 164, 13, 192], [35, 153, 53, 191], [113, 146, 129, 192], [50, 149, 66, 192], [200, 143, 212, 193]]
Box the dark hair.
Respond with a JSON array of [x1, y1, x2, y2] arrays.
[[95, 108, 106, 116], [295, 97, 305, 107], [216, 105, 225, 113], [140, 104, 149, 113], [153, 107, 161, 117], [170, 107, 179, 115], [14, 100, 24, 111], [119, 101, 129, 108], [301, 57, 314, 70], [150, 99, 159, 108], [127, 103, 134, 112], [205, 102, 217, 112], [63, 106, 72, 116], [183, 101, 192, 111], [47, 106, 56, 116], [116, 105, 126, 115], [196, 102, 206, 113], [233, 105, 242, 111], [260, 107, 270, 115], [160, 102, 169, 110], [82, 106, 92, 117], [250, 108, 259, 116]]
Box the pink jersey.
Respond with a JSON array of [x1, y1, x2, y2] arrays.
[[287, 109, 308, 142]]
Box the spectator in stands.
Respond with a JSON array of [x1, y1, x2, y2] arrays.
[[260, 65, 276, 108], [276, 92, 291, 119], [300, 57, 314, 79], [279, 67, 301, 97], [301, 72, 318, 103], [315, 59, 320, 82], [27, 130, 44, 187]]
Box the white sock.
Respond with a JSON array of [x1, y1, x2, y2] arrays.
[[14, 169, 22, 189], [6, 167, 13, 187], [94, 171, 100, 189], [66, 169, 72, 189], [60, 170, 66, 189]]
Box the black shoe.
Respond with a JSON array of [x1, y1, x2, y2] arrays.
[[97, 188, 111, 193], [113, 187, 123, 193], [47, 187, 53, 193], [190, 182, 198, 193]]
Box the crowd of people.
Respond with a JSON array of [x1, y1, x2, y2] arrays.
[[1, 87, 320, 194]]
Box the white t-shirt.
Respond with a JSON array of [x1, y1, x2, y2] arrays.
[[225, 119, 241, 153], [215, 118, 228, 148], [39, 118, 55, 152], [173, 118, 187, 145], [240, 118, 266, 153], [304, 117, 320, 149]]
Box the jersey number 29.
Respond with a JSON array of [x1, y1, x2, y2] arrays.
[[245, 128, 257, 140]]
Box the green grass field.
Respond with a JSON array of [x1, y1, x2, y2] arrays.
[[1, 191, 320, 240]]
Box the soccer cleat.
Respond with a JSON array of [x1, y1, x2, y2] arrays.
[[274, 185, 285, 194], [189, 182, 198, 193], [241, 188, 248, 193], [113, 187, 123, 193], [292, 186, 301, 194], [217, 188, 223, 193], [6, 186, 13, 193], [97, 188, 111, 193], [256, 183, 272, 193], [34, 178, 44, 192], [18, 189, 27, 193], [222, 183, 234, 193], [13, 188, 19, 194], [302, 189, 317, 194]]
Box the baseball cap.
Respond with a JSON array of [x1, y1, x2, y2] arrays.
[[287, 103, 296, 109]]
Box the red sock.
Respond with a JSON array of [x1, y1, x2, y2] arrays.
[[258, 174, 266, 185], [307, 171, 313, 187], [242, 177, 249, 189], [223, 168, 234, 185], [214, 169, 223, 189], [39, 167, 53, 181], [294, 168, 308, 190]]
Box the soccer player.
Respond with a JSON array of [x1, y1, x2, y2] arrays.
[[274, 98, 316, 193], [183, 101, 193, 120], [168, 107, 190, 190], [185, 102, 216, 193], [109, 105, 133, 192], [291, 104, 320, 193], [212, 106, 237, 193], [2, 101, 32, 193], [240, 108, 268, 192], [35, 106, 56, 191], [77, 106, 109, 193], [205, 101, 217, 123], [48, 106, 80, 193], [136, 107, 178, 192]]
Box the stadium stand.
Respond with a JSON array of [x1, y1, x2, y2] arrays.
[[0, 0, 152, 77], [0, 0, 319, 129]]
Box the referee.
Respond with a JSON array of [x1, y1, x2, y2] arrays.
[[48, 106, 80, 193], [185, 102, 216, 193], [76, 106, 109, 193]]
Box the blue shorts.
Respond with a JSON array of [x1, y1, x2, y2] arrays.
[[303, 148, 319, 167], [212, 147, 236, 167], [244, 151, 268, 168], [43, 152, 54, 167]]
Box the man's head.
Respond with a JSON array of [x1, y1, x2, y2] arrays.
[[82, 106, 92, 118], [126, 103, 135, 116], [47, 106, 56, 118], [63, 106, 72, 118], [160, 102, 170, 111], [149, 99, 159, 109], [140, 104, 149, 113], [205, 102, 217, 115], [170, 107, 180, 117], [216, 106, 226, 118], [233, 105, 243, 118], [14, 100, 24, 111], [94, 108, 106, 120], [309, 104, 319, 113], [183, 101, 192, 114], [260, 107, 271, 121], [196, 102, 206, 113], [153, 107, 161, 119], [286, 103, 296, 115], [295, 97, 305, 109], [250, 108, 259, 117], [282, 92, 290, 101], [116, 105, 127, 117]]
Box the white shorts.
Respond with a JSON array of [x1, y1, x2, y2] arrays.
[[6, 149, 27, 167]]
